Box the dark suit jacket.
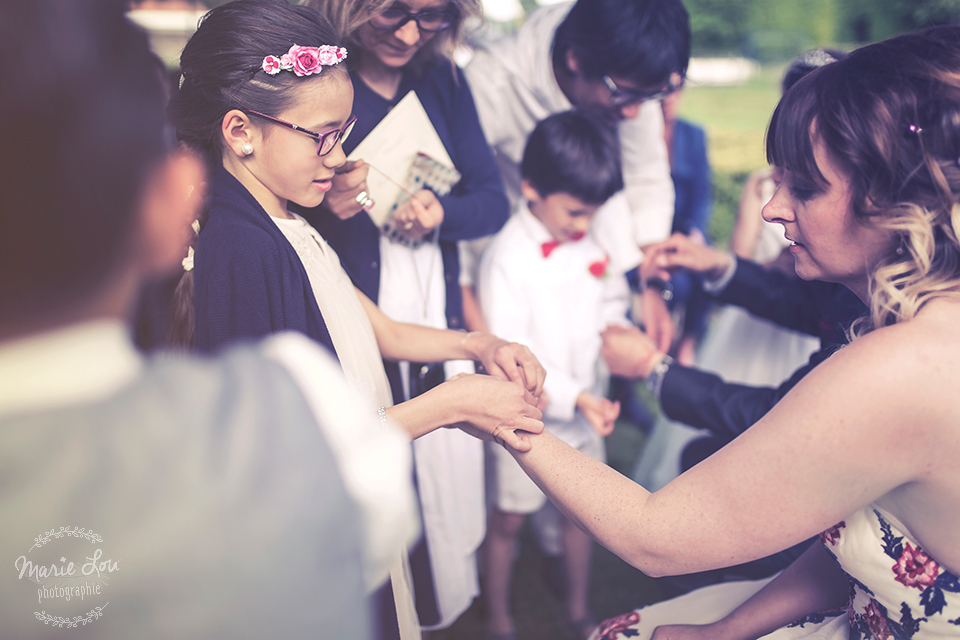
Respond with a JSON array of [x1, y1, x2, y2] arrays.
[[659, 257, 867, 439]]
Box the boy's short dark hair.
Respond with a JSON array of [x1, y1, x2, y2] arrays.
[[553, 0, 690, 90], [521, 111, 624, 205]]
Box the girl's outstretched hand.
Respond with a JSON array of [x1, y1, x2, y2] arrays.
[[446, 374, 544, 451], [462, 332, 547, 399]]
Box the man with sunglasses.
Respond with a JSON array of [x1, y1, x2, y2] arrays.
[[463, 0, 690, 273]]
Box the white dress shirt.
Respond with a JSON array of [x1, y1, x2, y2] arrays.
[[478, 204, 631, 445]]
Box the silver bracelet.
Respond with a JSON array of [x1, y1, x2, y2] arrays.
[[646, 355, 674, 400], [377, 406, 388, 427]]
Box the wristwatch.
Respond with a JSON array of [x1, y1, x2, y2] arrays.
[[644, 277, 674, 301], [646, 354, 674, 399]]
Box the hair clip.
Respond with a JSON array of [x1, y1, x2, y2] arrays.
[[908, 124, 923, 135], [262, 44, 347, 77]]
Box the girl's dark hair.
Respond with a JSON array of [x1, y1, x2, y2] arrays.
[[553, 0, 690, 89], [166, 0, 345, 348], [0, 0, 168, 327], [168, 0, 346, 170], [767, 26, 960, 337], [522, 111, 624, 205]]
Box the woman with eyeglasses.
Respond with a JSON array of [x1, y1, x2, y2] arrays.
[[302, 0, 512, 632]]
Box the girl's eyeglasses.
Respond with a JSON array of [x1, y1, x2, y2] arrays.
[[246, 111, 357, 156], [369, 6, 456, 32]]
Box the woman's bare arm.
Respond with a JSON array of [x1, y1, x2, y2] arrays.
[[511, 318, 947, 576]]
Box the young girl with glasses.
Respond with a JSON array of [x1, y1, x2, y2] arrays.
[[169, 6, 544, 636], [302, 0, 511, 630]]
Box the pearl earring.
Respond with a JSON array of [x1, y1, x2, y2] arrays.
[[241, 143, 254, 156]]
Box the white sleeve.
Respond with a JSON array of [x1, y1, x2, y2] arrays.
[[619, 101, 676, 246], [590, 192, 645, 274], [463, 48, 513, 152], [261, 332, 420, 591]]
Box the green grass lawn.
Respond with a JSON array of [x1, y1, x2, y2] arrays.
[[675, 63, 786, 249], [682, 63, 786, 175]]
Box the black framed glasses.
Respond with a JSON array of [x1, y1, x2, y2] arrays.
[[602, 74, 684, 107], [246, 111, 357, 156], [369, 5, 457, 32]]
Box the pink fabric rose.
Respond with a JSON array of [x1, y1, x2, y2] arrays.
[[317, 45, 340, 66], [262, 55, 282, 75], [893, 541, 940, 589], [286, 45, 323, 77]]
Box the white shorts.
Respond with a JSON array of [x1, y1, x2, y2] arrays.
[[487, 429, 606, 514]]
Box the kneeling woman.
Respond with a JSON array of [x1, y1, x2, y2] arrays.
[[510, 26, 960, 640]]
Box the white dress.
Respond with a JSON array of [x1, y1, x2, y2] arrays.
[[272, 214, 421, 640], [632, 176, 820, 491]]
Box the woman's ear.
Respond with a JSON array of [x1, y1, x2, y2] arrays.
[[134, 150, 207, 276], [221, 109, 259, 159]]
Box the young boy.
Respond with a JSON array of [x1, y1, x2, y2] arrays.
[[477, 111, 632, 639]]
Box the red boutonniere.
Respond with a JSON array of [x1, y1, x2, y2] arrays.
[[589, 256, 609, 278]]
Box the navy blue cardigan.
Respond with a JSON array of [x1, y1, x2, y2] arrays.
[[194, 167, 338, 359], [297, 63, 509, 331]]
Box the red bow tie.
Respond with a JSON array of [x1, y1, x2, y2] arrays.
[[541, 240, 562, 258], [541, 232, 584, 258]]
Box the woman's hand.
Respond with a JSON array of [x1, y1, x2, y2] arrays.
[[393, 189, 444, 239], [446, 374, 544, 451], [462, 332, 547, 398], [601, 324, 666, 380], [644, 232, 733, 282], [324, 159, 371, 220]]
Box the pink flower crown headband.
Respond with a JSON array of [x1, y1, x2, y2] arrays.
[[262, 44, 347, 77]]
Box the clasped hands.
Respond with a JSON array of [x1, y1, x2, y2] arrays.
[[451, 333, 548, 452]]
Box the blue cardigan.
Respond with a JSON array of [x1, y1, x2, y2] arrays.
[[194, 167, 338, 358], [297, 63, 509, 331]]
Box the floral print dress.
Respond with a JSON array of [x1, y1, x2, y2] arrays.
[[593, 505, 960, 640]]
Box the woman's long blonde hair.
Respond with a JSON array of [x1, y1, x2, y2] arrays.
[[767, 26, 960, 338], [305, 0, 481, 72]]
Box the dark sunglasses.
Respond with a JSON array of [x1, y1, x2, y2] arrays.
[[602, 74, 684, 107], [246, 111, 357, 156], [369, 5, 456, 32]]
